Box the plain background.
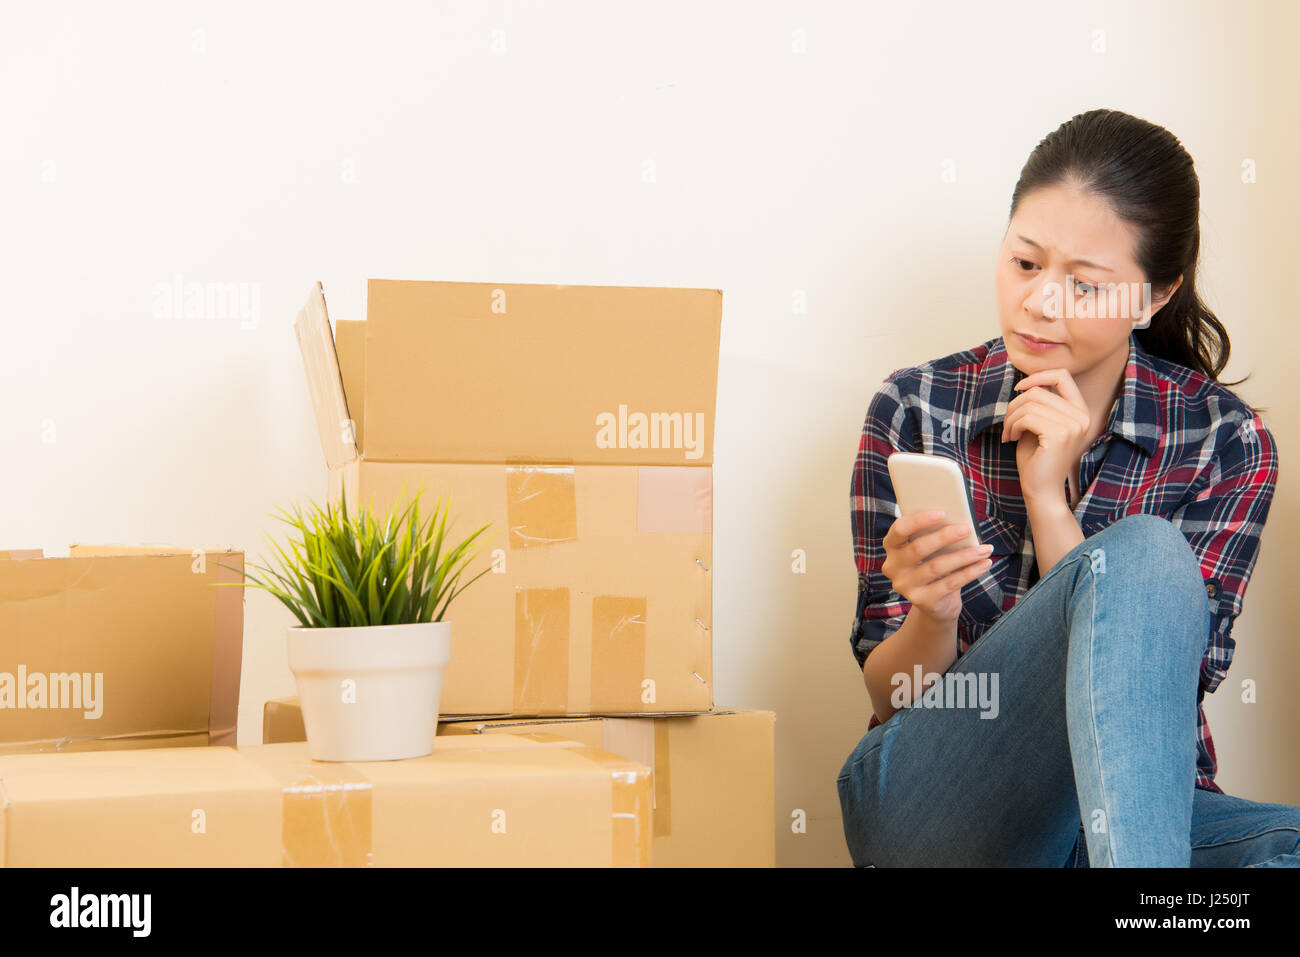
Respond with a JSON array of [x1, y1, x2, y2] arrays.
[[2, 0, 1296, 867]]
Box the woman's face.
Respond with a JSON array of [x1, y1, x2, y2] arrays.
[[995, 180, 1180, 376]]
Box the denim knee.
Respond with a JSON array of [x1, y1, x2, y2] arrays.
[[1075, 512, 1207, 659], [1085, 513, 1203, 600]]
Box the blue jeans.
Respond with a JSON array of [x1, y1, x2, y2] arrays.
[[838, 513, 1300, 867]]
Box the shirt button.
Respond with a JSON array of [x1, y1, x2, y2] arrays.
[[1205, 581, 1219, 598]]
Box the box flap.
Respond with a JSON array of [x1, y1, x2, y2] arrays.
[[334, 319, 367, 453], [67, 544, 238, 557], [362, 279, 722, 465], [293, 282, 359, 470]]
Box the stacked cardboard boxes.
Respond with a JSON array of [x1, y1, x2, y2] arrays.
[[0, 542, 653, 865], [0, 278, 777, 868], [285, 278, 776, 866], [295, 279, 720, 716]]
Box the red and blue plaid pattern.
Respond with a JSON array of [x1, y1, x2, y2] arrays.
[[851, 333, 1279, 793]]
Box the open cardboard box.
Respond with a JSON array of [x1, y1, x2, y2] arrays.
[[295, 279, 722, 716], [0, 545, 243, 754]]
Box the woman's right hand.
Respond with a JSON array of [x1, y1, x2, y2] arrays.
[[881, 510, 994, 623]]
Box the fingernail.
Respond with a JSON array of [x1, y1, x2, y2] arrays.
[[979, 544, 993, 553]]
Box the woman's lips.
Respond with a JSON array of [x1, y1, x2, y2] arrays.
[[1015, 332, 1062, 353]]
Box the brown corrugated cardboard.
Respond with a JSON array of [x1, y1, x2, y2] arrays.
[[338, 462, 710, 714], [263, 696, 775, 867], [0, 546, 244, 754], [363, 279, 721, 465], [0, 550, 42, 561], [263, 696, 307, 746], [0, 735, 651, 866], [334, 318, 366, 451], [295, 280, 720, 716]]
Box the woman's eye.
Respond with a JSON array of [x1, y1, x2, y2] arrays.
[[1009, 256, 1098, 295]]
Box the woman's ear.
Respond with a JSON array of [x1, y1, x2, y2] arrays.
[[1134, 273, 1184, 329]]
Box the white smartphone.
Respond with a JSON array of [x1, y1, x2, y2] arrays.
[[886, 452, 982, 557]]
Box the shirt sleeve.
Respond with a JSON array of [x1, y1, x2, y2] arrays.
[[850, 372, 919, 671], [1166, 410, 1279, 696]]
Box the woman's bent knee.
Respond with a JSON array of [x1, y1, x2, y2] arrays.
[[1086, 513, 1204, 601], [1068, 514, 1208, 663]]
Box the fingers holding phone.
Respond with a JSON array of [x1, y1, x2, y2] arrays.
[[883, 452, 993, 622], [882, 509, 994, 623]]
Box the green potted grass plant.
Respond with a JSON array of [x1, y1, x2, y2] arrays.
[[235, 487, 494, 761]]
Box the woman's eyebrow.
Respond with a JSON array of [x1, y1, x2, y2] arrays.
[[1015, 234, 1115, 272]]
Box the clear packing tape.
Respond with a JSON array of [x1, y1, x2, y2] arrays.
[[0, 737, 652, 867], [506, 463, 713, 715], [241, 734, 654, 867], [452, 714, 675, 839]]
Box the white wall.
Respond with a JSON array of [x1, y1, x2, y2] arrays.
[[2, 0, 1295, 867]]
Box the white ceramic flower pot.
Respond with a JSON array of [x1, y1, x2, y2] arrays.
[[286, 621, 451, 762]]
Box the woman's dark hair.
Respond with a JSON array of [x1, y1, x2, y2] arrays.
[[1009, 108, 1252, 393]]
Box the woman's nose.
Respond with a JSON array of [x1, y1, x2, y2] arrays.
[[1024, 269, 1069, 320]]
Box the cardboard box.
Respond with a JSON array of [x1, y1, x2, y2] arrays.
[[0, 546, 244, 754], [0, 735, 651, 866], [263, 695, 308, 746], [264, 696, 775, 867], [295, 279, 721, 715]]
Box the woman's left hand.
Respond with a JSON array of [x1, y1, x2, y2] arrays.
[[1001, 368, 1094, 506]]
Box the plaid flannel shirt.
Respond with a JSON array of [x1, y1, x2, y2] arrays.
[[850, 332, 1279, 793]]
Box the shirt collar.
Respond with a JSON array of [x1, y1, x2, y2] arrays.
[[969, 332, 1160, 456]]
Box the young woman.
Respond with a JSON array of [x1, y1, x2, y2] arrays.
[[838, 109, 1299, 867]]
